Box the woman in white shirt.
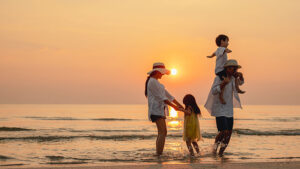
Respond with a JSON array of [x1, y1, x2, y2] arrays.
[[145, 62, 184, 156]]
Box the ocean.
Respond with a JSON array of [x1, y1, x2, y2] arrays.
[[0, 104, 299, 167]]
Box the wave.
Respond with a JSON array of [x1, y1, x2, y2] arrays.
[[234, 117, 300, 122], [270, 157, 300, 159], [234, 128, 300, 136], [0, 127, 149, 133], [0, 164, 24, 166], [24, 116, 135, 121], [45, 161, 88, 165], [0, 135, 157, 142], [69, 129, 149, 132], [0, 155, 13, 159], [91, 129, 148, 132], [0, 127, 33, 131], [1, 128, 299, 142], [97, 158, 139, 162], [269, 117, 300, 122], [92, 118, 135, 121], [45, 156, 65, 160], [0, 133, 216, 142]]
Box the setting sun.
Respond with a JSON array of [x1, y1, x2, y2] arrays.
[[171, 68, 177, 75]]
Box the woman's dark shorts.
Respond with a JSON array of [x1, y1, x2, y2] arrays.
[[216, 116, 234, 131], [216, 69, 227, 81], [150, 115, 166, 123]]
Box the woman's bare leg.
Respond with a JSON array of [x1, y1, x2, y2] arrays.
[[155, 118, 167, 155]]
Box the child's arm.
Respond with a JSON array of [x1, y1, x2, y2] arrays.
[[179, 107, 192, 116], [173, 99, 184, 109], [225, 48, 232, 53], [207, 52, 216, 58], [164, 100, 181, 111], [212, 47, 231, 58]]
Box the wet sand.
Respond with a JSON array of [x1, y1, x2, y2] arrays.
[[3, 161, 300, 169]]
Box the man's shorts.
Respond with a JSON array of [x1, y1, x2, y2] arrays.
[[216, 116, 234, 131]]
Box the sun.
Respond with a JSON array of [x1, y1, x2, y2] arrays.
[[171, 68, 177, 75]]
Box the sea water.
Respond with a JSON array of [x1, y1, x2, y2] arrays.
[[0, 104, 299, 167]]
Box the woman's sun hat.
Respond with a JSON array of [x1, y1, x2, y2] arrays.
[[224, 59, 242, 68], [147, 62, 170, 75]]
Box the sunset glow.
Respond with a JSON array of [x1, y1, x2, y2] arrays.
[[169, 107, 178, 118], [0, 1, 299, 105]]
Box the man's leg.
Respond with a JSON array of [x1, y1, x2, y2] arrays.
[[218, 130, 231, 156], [213, 117, 226, 154], [218, 117, 234, 156]]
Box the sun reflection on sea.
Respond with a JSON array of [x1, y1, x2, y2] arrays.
[[167, 120, 180, 128], [167, 107, 181, 129]]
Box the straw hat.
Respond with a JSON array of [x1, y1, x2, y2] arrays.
[[147, 62, 170, 75], [224, 59, 242, 68]]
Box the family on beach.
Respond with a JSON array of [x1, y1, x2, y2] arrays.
[[145, 34, 245, 157]]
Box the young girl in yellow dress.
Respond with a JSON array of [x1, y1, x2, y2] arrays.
[[182, 94, 202, 156]]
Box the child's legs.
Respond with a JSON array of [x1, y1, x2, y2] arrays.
[[235, 77, 241, 90], [216, 69, 227, 104], [234, 71, 245, 93], [192, 142, 200, 153], [186, 140, 194, 155], [219, 86, 226, 104]]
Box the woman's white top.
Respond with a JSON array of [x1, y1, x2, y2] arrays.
[[204, 76, 244, 117], [147, 77, 174, 120]]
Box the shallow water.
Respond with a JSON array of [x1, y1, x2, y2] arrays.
[[0, 104, 299, 167]]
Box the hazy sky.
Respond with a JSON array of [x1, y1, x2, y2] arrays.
[[0, 0, 299, 105]]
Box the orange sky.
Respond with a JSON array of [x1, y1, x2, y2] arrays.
[[0, 0, 299, 104]]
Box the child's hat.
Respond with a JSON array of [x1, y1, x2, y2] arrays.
[[224, 59, 242, 68], [147, 62, 170, 75]]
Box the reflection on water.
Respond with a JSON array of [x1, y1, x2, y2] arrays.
[[167, 106, 181, 129], [165, 142, 183, 152], [167, 120, 181, 128]]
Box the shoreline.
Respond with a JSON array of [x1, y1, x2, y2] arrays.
[[2, 161, 300, 169]]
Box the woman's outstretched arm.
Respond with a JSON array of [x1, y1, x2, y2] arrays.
[[172, 99, 184, 109], [164, 100, 180, 111], [165, 90, 184, 109]]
